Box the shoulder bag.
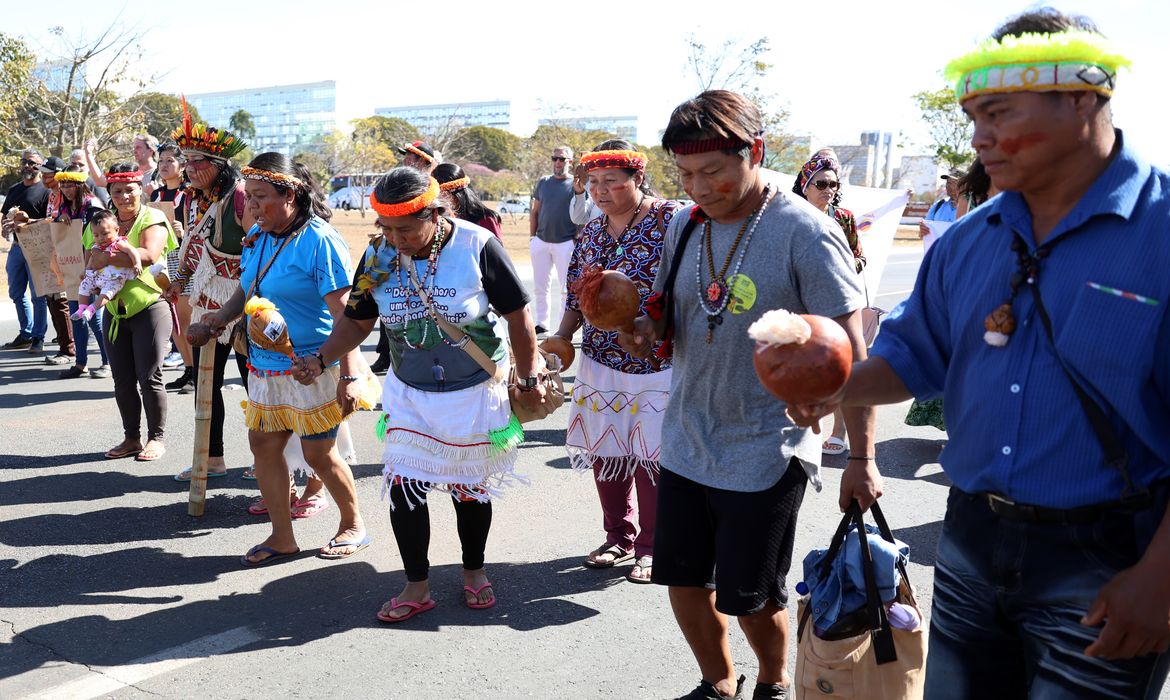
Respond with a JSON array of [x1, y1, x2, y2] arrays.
[[230, 231, 297, 356], [403, 252, 564, 423]]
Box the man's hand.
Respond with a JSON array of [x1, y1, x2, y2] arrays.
[[291, 355, 322, 386], [337, 377, 361, 416], [839, 458, 883, 512], [918, 221, 930, 239], [187, 314, 225, 347], [786, 387, 846, 434], [1082, 560, 1170, 659], [510, 383, 548, 416], [616, 315, 657, 359]]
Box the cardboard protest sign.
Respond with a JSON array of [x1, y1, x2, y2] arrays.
[[18, 221, 66, 296], [51, 220, 85, 301]]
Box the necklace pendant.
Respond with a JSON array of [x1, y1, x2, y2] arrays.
[[615, 245, 624, 257], [706, 280, 725, 304]]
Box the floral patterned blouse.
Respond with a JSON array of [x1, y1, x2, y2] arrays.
[[565, 199, 680, 375]]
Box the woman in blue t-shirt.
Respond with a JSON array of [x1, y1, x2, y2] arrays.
[[188, 152, 369, 567]]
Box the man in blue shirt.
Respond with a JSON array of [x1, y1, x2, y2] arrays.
[[790, 9, 1170, 698]]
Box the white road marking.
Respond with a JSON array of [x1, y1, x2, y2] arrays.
[[30, 625, 261, 700], [875, 289, 914, 298]]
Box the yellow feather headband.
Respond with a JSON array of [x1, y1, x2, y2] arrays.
[[54, 171, 89, 183], [944, 30, 1131, 103]]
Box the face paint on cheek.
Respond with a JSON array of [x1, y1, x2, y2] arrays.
[[715, 183, 734, 194], [1000, 132, 1048, 156]]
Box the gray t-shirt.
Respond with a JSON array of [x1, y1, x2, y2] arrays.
[[533, 175, 576, 243], [653, 188, 864, 492]]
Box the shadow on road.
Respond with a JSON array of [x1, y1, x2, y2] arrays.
[[0, 452, 109, 470], [0, 470, 241, 506], [0, 494, 260, 546], [0, 389, 111, 409], [893, 519, 944, 567], [0, 555, 607, 680]]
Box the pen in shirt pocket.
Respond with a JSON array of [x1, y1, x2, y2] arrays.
[[1085, 281, 1160, 306]]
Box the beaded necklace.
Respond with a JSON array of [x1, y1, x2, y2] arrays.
[[601, 193, 646, 260], [695, 184, 775, 343], [393, 219, 447, 350]]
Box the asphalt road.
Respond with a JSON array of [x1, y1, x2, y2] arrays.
[[0, 248, 961, 699]]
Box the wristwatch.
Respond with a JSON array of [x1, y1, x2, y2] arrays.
[[516, 375, 539, 392], [312, 351, 327, 372]]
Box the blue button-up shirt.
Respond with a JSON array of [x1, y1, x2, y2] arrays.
[[925, 198, 957, 223], [873, 133, 1170, 509]]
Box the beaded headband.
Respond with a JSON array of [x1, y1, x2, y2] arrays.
[[579, 149, 648, 173], [944, 30, 1131, 104], [105, 170, 143, 185], [242, 167, 305, 190], [370, 177, 440, 218], [402, 143, 435, 164], [439, 176, 470, 192], [54, 171, 89, 183], [668, 136, 750, 155]]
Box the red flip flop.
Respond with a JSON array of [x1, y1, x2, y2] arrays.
[[463, 581, 496, 610], [376, 598, 436, 623]]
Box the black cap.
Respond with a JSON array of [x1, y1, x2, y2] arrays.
[[39, 156, 66, 174], [396, 141, 435, 163]]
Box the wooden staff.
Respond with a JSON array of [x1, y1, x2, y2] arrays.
[[187, 339, 218, 516]]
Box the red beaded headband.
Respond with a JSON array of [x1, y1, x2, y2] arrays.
[[105, 170, 143, 184], [668, 136, 750, 155]]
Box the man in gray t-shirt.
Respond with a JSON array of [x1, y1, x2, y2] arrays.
[[529, 146, 577, 334], [619, 90, 879, 700]]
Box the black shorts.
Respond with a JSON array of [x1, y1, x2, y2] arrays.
[[652, 457, 808, 616]]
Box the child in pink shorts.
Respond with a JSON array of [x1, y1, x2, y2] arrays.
[[71, 209, 141, 322]]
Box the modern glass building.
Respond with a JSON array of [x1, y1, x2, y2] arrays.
[[187, 81, 337, 156], [539, 115, 638, 141], [375, 100, 512, 133]]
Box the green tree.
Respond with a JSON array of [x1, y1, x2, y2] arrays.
[[0, 33, 36, 173], [132, 92, 202, 141], [229, 109, 256, 141], [350, 115, 421, 151], [913, 86, 974, 169], [448, 125, 521, 171]]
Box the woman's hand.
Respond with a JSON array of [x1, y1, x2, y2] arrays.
[[162, 282, 181, 304], [616, 315, 657, 359], [57, 212, 72, 225], [88, 249, 111, 268], [337, 377, 361, 417]]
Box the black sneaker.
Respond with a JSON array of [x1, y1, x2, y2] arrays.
[[752, 682, 788, 700], [676, 675, 745, 700], [58, 365, 85, 379], [166, 367, 193, 391], [3, 334, 34, 350], [534, 324, 548, 336], [27, 338, 43, 354]]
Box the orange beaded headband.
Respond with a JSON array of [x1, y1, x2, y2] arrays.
[[580, 149, 647, 173], [241, 167, 304, 190], [370, 177, 441, 218], [439, 176, 470, 192]]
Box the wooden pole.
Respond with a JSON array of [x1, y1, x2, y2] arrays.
[[187, 340, 218, 516]]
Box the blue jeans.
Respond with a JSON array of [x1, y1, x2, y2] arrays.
[[67, 300, 107, 367], [6, 244, 48, 339], [925, 487, 1170, 699]]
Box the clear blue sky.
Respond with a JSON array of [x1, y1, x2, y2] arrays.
[[9, 0, 1167, 162]]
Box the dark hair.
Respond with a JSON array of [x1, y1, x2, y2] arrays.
[[661, 90, 760, 160], [433, 163, 499, 227], [89, 208, 117, 229], [156, 142, 184, 161], [373, 166, 451, 220], [958, 159, 993, 207], [246, 151, 332, 222]]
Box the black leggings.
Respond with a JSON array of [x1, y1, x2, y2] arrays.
[[191, 340, 249, 458], [388, 481, 493, 582]]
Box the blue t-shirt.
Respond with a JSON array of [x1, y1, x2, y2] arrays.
[[239, 216, 352, 371]]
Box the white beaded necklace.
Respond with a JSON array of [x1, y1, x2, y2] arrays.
[[694, 184, 775, 343]]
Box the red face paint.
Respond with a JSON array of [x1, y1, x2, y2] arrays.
[[1000, 132, 1047, 155], [715, 183, 734, 194]]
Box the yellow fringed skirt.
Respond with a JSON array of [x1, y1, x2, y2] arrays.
[[246, 366, 344, 436]]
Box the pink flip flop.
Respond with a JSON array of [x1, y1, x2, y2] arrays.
[[463, 581, 496, 610], [376, 597, 436, 623], [291, 493, 330, 520]]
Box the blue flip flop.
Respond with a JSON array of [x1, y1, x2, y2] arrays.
[[240, 544, 301, 567], [318, 534, 372, 560], [174, 469, 229, 483]]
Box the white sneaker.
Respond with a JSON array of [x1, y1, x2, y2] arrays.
[[162, 351, 184, 369]]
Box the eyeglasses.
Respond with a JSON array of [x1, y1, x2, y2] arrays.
[[812, 179, 841, 191], [550, 156, 567, 162], [20, 159, 41, 167]]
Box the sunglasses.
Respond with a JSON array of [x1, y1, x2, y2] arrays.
[[21, 159, 41, 167], [812, 179, 841, 191], [551, 156, 568, 162]]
